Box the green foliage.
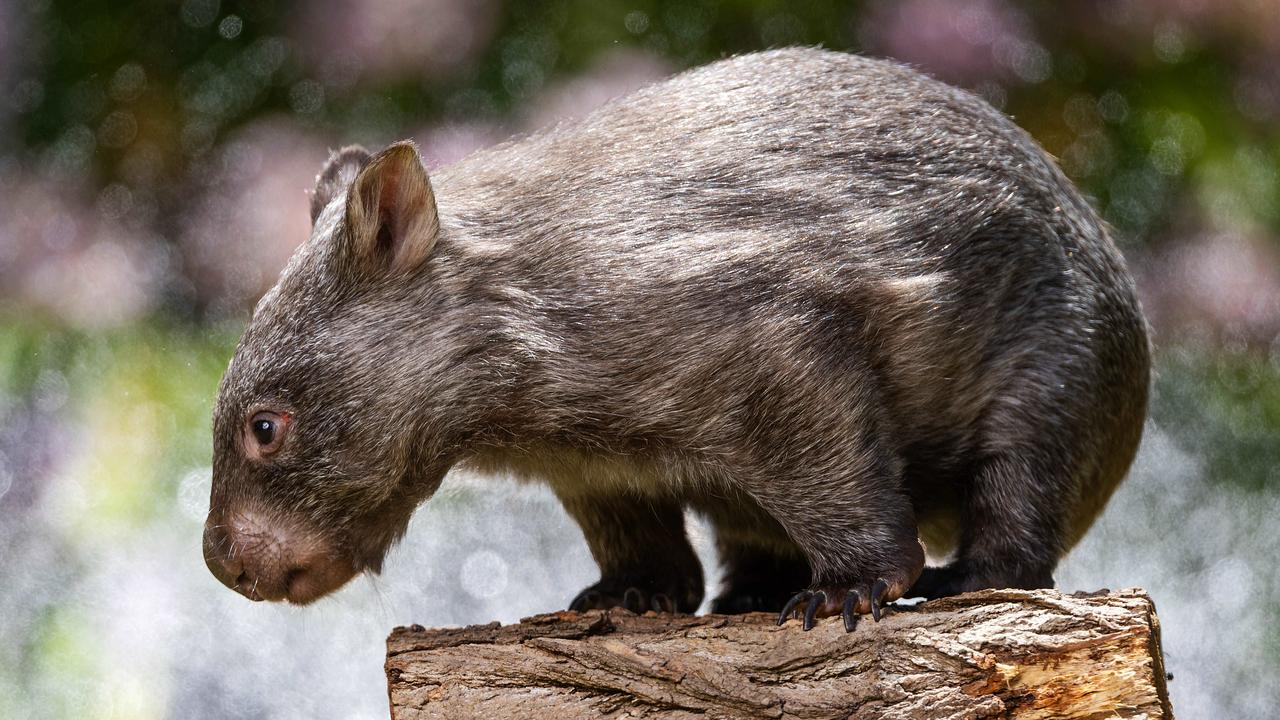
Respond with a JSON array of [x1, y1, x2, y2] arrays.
[[1154, 347, 1280, 491], [0, 321, 238, 531]]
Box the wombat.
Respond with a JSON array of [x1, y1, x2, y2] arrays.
[[203, 48, 1149, 631]]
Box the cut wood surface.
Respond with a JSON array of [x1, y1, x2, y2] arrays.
[[385, 588, 1173, 719]]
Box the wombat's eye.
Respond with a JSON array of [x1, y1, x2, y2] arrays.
[[245, 410, 290, 457], [252, 418, 275, 444]]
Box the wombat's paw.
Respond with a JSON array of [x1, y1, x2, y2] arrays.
[[568, 578, 699, 614], [776, 578, 901, 632], [777, 545, 924, 631], [570, 586, 677, 613]]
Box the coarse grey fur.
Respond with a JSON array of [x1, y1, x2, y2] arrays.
[[206, 48, 1150, 620]]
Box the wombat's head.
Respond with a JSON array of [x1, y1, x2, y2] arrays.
[[204, 141, 451, 604]]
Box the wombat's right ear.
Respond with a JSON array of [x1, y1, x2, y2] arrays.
[[310, 146, 373, 225]]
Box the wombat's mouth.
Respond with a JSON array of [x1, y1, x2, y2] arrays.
[[277, 560, 363, 605]]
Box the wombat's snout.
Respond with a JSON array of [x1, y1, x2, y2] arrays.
[[202, 510, 358, 604]]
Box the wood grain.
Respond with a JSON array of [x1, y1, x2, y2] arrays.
[[386, 588, 1173, 719]]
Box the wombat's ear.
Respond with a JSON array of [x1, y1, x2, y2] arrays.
[[343, 141, 440, 275], [311, 145, 372, 225]]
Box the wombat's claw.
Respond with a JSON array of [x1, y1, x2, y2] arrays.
[[842, 589, 863, 632], [777, 589, 830, 630], [622, 587, 645, 613], [621, 587, 675, 613], [779, 577, 897, 631], [571, 584, 679, 614], [569, 589, 602, 612], [870, 578, 890, 622], [650, 593, 676, 613], [839, 579, 890, 630], [802, 590, 826, 630], [777, 590, 813, 627]]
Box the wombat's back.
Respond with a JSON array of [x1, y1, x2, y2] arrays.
[[439, 47, 1136, 323], [442, 50, 1143, 441]]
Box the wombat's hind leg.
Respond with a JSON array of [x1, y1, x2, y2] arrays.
[[557, 488, 704, 614], [906, 453, 1061, 599], [711, 546, 811, 614]]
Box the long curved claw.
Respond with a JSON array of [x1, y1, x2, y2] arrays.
[[842, 589, 863, 632], [802, 590, 826, 631], [651, 593, 675, 613], [622, 587, 645, 613], [570, 589, 601, 612], [780, 578, 903, 631], [778, 590, 813, 626], [870, 578, 890, 622]]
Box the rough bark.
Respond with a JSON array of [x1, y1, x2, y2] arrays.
[[385, 587, 1173, 719]]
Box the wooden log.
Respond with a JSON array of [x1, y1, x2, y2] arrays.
[[385, 588, 1173, 719]]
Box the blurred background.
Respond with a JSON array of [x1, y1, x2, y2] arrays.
[[1, 0, 1278, 718]]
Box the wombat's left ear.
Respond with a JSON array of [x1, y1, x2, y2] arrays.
[[311, 145, 372, 225], [343, 141, 440, 275]]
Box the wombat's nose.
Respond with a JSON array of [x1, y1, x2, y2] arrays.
[[202, 510, 350, 604], [202, 521, 257, 599], [203, 515, 278, 601]]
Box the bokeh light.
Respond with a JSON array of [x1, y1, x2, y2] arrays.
[[1, 2, 1278, 719]]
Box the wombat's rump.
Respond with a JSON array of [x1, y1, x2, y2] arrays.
[[204, 48, 1150, 629]]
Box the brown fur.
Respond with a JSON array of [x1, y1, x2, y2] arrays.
[[204, 49, 1150, 616]]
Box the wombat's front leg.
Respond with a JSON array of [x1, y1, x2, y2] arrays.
[[744, 450, 925, 632], [554, 487, 704, 613]]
